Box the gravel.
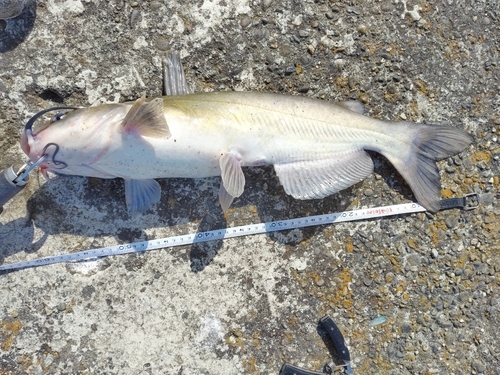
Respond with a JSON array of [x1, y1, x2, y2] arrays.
[[0, 1, 499, 374]]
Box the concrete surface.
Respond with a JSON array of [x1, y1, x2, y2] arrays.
[[0, 0, 499, 374]]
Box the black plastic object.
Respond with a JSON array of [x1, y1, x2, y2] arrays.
[[320, 315, 350, 363], [24, 106, 78, 135], [279, 363, 325, 375], [0, 165, 28, 213]]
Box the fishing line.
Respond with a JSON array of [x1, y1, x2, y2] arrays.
[[0, 194, 480, 272]]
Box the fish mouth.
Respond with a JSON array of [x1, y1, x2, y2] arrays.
[[21, 106, 78, 159]]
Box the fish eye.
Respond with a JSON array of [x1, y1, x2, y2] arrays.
[[51, 113, 65, 122]]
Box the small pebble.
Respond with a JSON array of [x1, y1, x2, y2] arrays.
[[348, 77, 355, 89], [407, 254, 421, 267], [401, 323, 412, 333], [386, 85, 396, 94], [347, 6, 361, 15], [292, 15, 302, 26], [472, 361, 486, 373], [150, 1, 163, 10], [298, 30, 309, 38], [262, 0, 273, 10], [325, 11, 335, 20], [129, 9, 142, 29], [445, 215, 459, 229], [155, 37, 170, 51], [364, 188, 374, 196], [240, 16, 251, 28], [381, 2, 394, 12], [334, 59, 346, 68]]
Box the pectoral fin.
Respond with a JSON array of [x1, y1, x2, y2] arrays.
[[163, 52, 192, 96], [124, 178, 161, 212], [218, 150, 245, 210], [218, 184, 235, 212], [123, 94, 171, 138], [274, 149, 374, 200]]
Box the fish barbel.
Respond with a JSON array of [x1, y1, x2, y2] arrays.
[[21, 53, 473, 213]]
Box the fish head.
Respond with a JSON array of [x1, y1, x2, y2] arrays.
[[21, 104, 128, 177]]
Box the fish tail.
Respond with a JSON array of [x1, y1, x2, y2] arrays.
[[382, 122, 473, 212]]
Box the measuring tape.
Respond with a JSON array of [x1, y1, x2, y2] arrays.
[[0, 194, 480, 272]]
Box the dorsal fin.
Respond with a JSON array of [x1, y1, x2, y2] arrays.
[[122, 93, 171, 138], [162, 52, 192, 96]]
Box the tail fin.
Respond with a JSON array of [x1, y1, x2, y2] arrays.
[[382, 123, 473, 212]]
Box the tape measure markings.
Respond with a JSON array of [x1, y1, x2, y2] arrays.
[[1, 202, 427, 272]]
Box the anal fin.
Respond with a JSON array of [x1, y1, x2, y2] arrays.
[[274, 149, 374, 200], [124, 178, 161, 212]]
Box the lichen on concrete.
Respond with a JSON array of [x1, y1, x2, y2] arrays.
[[0, 0, 499, 374]]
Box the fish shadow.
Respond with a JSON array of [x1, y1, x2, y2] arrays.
[[189, 166, 361, 272], [0, 156, 415, 271], [0, 0, 36, 53]]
